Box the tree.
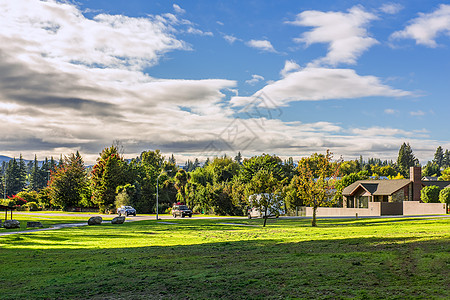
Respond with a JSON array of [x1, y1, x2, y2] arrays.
[[234, 152, 242, 165], [333, 172, 369, 204], [397, 143, 419, 177], [295, 151, 340, 227], [282, 175, 304, 212], [433, 146, 444, 168], [91, 146, 129, 212], [29, 155, 42, 191], [443, 150, 450, 168], [4, 158, 21, 196], [246, 169, 284, 227], [439, 167, 450, 181], [420, 185, 440, 203], [422, 161, 441, 177], [49, 152, 89, 210], [439, 187, 450, 206], [174, 169, 189, 204], [205, 156, 240, 184], [240, 154, 283, 183]]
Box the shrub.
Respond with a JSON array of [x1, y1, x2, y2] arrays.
[[421, 185, 440, 203], [1, 199, 15, 207], [26, 202, 39, 211], [439, 187, 450, 205], [8, 195, 27, 206], [16, 191, 39, 204]]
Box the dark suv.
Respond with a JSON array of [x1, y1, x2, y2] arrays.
[[172, 205, 192, 218], [117, 206, 136, 216]]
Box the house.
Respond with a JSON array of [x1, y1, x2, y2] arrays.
[[305, 167, 448, 217]]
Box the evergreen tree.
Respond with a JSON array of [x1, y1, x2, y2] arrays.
[[49, 152, 89, 210], [194, 158, 200, 170], [204, 157, 210, 167], [443, 150, 450, 168], [29, 155, 42, 191], [91, 146, 129, 212], [168, 154, 176, 164], [234, 152, 242, 164], [5, 158, 20, 196], [397, 143, 419, 177], [18, 154, 27, 191], [433, 146, 444, 168]]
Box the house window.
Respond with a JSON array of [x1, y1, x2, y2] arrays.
[[357, 196, 369, 208], [347, 196, 355, 208]]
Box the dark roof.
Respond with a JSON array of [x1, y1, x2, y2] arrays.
[[422, 181, 450, 189], [342, 179, 411, 196]]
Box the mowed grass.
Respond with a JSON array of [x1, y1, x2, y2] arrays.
[[0, 217, 449, 299]]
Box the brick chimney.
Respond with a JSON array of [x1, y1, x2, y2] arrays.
[[410, 166, 422, 201]]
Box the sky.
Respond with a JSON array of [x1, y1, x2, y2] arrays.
[[1, 0, 450, 164]]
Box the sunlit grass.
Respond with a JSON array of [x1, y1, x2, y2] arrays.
[[0, 217, 449, 299]]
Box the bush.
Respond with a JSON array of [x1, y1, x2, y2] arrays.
[[439, 187, 450, 205], [8, 195, 27, 206], [1, 199, 15, 207], [26, 202, 39, 211], [421, 185, 440, 203], [16, 191, 39, 204]]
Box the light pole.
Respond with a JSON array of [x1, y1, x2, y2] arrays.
[[156, 169, 171, 220], [3, 173, 6, 200]]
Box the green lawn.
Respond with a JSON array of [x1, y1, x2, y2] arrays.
[[0, 217, 449, 299]]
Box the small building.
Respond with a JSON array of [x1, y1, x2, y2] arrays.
[[340, 166, 449, 215], [306, 167, 448, 217]]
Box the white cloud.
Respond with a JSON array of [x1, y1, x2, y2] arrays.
[[246, 39, 277, 53], [245, 75, 265, 85], [280, 60, 301, 78], [0, 0, 238, 163], [187, 27, 213, 36], [410, 110, 425, 116], [224, 34, 239, 44], [288, 5, 378, 66], [391, 4, 450, 47], [231, 67, 411, 107], [379, 3, 403, 14], [384, 108, 396, 114], [173, 4, 186, 15], [0, 1, 442, 165]]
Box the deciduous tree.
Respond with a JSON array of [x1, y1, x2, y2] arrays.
[[295, 151, 340, 227]]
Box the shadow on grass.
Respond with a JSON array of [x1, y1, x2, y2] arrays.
[[0, 231, 448, 299]]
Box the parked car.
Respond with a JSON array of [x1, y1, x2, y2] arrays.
[[117, 206, 136, 216], [172, 205, 192, 218]]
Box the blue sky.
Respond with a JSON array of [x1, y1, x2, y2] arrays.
[[0, 0, 449, 163]]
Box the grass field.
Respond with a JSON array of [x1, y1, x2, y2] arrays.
[[0, 216, 449, 299]]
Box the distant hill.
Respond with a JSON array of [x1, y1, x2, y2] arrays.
[[0, 155, 13, 163], [0, 155, 37, 165]]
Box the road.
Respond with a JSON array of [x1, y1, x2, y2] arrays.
[[0, 212, 246, 236]]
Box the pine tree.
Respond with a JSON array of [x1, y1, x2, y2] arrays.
[[168, 154, 176, 164], [49, 153, 89, 210], [234, 152, 242, 164], [397, 143, 419, 177], [433, 146, 444, 168], [29, 155, 42, 191], [18, 154, 27, 191], [443, 150, 450, 168]]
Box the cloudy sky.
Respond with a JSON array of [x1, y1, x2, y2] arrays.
[[1, 0, 450, 164]]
